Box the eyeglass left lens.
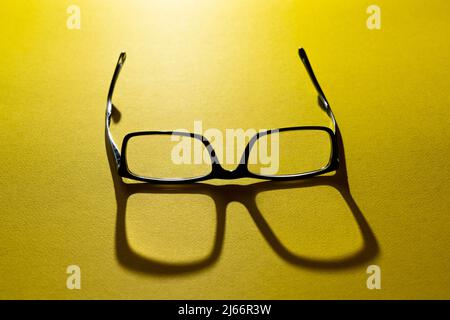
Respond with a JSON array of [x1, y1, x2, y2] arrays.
[[125, 133, 212, 180], [247, 129, 332, 177]]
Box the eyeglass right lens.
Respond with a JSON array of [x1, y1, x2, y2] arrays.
[[125, 133, 212, 180]]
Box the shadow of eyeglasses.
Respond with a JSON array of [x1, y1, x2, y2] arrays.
[[105, 108, 379, 275]]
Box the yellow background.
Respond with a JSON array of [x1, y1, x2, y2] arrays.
[[1, 0, 449, 299]]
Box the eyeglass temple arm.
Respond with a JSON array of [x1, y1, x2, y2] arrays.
[[106, 52, 127, 169], [298, 48, 337, 132]]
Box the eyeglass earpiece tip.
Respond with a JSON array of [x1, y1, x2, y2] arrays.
[[298, 48, 306, 57], [119, 52, 127, 64]]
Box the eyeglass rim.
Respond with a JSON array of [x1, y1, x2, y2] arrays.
[[118, 126, 339, 183]]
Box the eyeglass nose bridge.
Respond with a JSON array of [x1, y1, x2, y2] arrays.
[[212, 163, 248, 180]]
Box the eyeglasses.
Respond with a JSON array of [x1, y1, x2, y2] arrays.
[[106, 48, 340, 183]]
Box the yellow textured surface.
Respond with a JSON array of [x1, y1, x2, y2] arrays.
[[1, 0, 450, 299]]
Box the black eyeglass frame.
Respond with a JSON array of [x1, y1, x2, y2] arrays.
[[106, 48, 340, 183]]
